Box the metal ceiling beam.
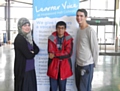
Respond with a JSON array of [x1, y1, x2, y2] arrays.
[[10, 0, 32, 5], [80, 0, 88, 2]]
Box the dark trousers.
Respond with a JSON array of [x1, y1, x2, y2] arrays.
[[75, 64, 94, 91], [50, 77, 67, 91]]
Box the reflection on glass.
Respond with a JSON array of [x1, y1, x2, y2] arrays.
[[107, 0, 114, 9], [0, 70, 5, 81], [80, 0, 115, 18], [0, 54, 6, 68], [10, 2, 32, 7], [11, 8, 32, 18], [92, 71, 104, 88], [106, 25, 114, 32], [97, 56, 103, 65], [97, 26, 105, 43], [0, 7, 4, 18], [90, 25, 114, 44], [91, 10, 114, 18], [79, 1, 90, 9], [91, 0, 114, 10], [91, 0, 106, 9]]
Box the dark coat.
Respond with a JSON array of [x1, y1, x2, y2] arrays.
[[14, 34, 39, 91]]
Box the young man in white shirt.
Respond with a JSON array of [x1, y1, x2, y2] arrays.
[[75, 9, 99, 91]]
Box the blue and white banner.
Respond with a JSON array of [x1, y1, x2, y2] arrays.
[[33, 0, 78, 19], [33, 0, 79, 91]]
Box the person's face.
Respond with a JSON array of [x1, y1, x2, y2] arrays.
[[22, 23, 31, 34], [76, 11, 87, 25], [56, 25, 66, 37]]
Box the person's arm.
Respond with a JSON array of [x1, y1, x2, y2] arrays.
[[48, 39, 56, 53], [33, 41, 40, 54], [15, 36, 36, 59], [48, 39, 56, 59], [90, 30, 99, 67], [55, 39, 73, 59], [48, 36, 73, 59]]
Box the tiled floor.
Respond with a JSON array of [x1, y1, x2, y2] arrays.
[[0, 44, 14, 91], [0, 44, 120, 91], [92, 55, 120, 91]]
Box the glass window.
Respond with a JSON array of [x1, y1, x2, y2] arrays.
[[10, 2, 32, 7], [90, 0, 115, 18], [86, 9, 91, 17], [91, 0, 107, 9], [105, 33, 113, 39], [10, 19, 17, 30], [10, 2, 32, 19], [107, 0, 114, 9], [0, 20, 5, 30], [105, 25, 114, 32], [79, 1, 90, 9], [90, 10, 114, 18], [98, 26, 105, 39], [0, 7, 4, 18], [10, 7, 32, 19], [79, 0, 115, 45]]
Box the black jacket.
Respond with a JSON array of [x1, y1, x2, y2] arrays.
[[14, 34, 39, 82]]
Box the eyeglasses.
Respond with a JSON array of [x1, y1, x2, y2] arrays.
[[57, 27, 65, 30]]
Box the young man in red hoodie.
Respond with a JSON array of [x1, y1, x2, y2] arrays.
[[47, 21, 73, 91]]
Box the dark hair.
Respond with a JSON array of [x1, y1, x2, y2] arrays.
[[56, 21, 66, 29], [76, 9, 87, 17]]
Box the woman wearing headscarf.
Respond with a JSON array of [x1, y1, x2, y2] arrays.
[[14, 18, 39, 91]]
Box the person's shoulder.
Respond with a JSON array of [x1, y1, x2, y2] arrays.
[[14, 34, 26, 44], [48, 31, 57, 39], [87, 25, 96, 34], [87, 25, 94, 31], [64, 32, 73, 41], [16, 34, 24, 40]]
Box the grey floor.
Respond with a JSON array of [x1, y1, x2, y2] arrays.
[[0, 44, 120, 91], [0, 44, 14, 91]]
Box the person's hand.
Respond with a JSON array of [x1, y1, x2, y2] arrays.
[[49, 53, 55, 59], [31, 51, 34, 53]]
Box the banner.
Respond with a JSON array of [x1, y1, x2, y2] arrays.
[[33, 0, 79, 91]]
